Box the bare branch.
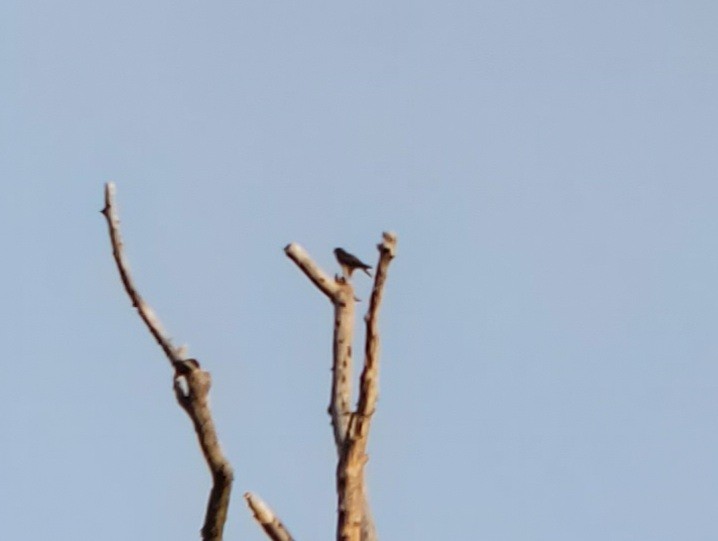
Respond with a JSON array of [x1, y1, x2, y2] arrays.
[[284, 243, 341, 300], [245, 492, 295, 541], [102, 183, 233, 541], [285, 236, 395, 541], [336, 232, 397, 541], [174, 360, 234, 540], [331, 285, 355, 447], [284, 243, 354, 447], [101, 182, 181, 364], [357, 231, 397, 421]]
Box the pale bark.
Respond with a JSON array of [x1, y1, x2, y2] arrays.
[[284, 243, 341, 299], [286, 235, 396, 541], [336, 232, 396, 541], [102, 182, 233, 541], [104, 184, 396, 541], [331, 285, 355, 446], [245, 493, 295, 541], [101, 182, 181, 364], [284, 243, 354, 447]]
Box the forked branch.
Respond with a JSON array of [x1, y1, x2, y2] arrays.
[[336, 232, 396, 541], [285, 235, 397, 541], [102, 182, 233, 541]]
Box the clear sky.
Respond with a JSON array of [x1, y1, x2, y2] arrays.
[[3, 1, 718, 539]]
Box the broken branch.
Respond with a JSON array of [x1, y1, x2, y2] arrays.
[[245, 492, 295, 541]]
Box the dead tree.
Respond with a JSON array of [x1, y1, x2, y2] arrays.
[[102, 182, 396, 540], [283, 237, 396, 541]]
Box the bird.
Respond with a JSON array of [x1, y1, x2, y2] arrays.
[[334, 247, 372, 278]]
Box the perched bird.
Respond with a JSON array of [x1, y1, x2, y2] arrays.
[[334, 247, 372, 278]]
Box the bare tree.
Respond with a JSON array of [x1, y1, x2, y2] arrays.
[[102, 182, 396, 540]]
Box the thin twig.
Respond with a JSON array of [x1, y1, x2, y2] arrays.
[[102, 182, 234, 541], [101, 182, 181, 364], [245, 493, 295, 541]]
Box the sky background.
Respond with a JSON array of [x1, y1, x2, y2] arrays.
[[3, 1, 718, 539]]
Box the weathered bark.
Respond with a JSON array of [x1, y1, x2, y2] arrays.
[[245, 492, 296, 541], [336, 232, 396, 541], [104, 183, 396, 541], [285, 243, 354, 447], [286, 234, 396, 541], [102, 183, 233, 541]]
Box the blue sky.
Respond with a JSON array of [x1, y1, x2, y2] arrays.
[[3, 1, 718, 539]]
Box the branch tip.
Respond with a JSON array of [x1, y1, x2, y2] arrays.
[[285, 242, 341, 299], [245, 492, 295, 541], [379, 231, 397, 257]]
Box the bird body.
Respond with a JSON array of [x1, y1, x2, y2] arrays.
[[334, 247, 372, 278]]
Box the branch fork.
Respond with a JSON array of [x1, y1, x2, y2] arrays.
[[285, 233, 397, 541]]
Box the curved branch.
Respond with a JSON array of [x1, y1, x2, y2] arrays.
[[174, 360, 234, 540], [102, 183, 234, 541], [101, 182, 181, 364]]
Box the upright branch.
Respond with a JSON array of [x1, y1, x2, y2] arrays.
[[285, 234, 397, 541], [358, 232, 397, 423], [285, 243, 354, 447], [336, 232, 396, 541], [102, 182, 234, 541]]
